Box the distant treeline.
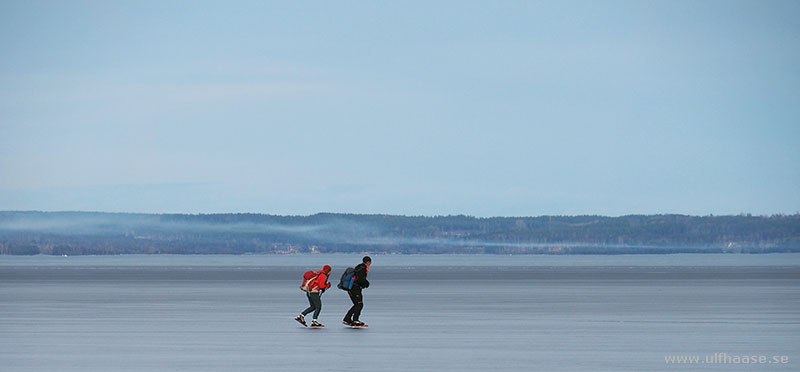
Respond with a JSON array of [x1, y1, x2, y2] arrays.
[[0, 211, 798, 255]]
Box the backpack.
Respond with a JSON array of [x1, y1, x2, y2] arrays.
[[300, 270, 318, 292], [337, 267, 356, 291]]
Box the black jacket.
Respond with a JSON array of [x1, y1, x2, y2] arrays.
[[353, 263, 370, 289]]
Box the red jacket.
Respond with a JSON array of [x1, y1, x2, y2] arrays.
[[308, 271, 331, 293]]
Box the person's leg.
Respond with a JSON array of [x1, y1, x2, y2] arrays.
[[351, 292, 363, 321], [309, 292, 322, 320], [301, 292, 315, 316], [344, 288, 360, 322]]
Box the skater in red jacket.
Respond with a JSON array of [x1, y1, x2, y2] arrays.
[[295, 265, 332, 327]]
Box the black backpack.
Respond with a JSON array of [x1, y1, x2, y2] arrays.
[[337, 267, 356, 290]]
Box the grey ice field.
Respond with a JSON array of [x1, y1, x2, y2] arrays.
[[1, 254, 799, 372]]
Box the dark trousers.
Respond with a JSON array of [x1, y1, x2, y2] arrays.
[[344, 287, 363, 322], [302, 292, 322, 319]]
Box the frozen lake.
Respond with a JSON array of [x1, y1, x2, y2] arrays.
[[1, 254, 799, 371]]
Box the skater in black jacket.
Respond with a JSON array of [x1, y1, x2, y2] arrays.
[[343, 256, 371, 327]]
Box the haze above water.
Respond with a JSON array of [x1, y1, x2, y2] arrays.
[[2, 254, 798, 371], [3, 253, 800, 267]]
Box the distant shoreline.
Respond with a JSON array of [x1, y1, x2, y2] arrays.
[[2, 250, 800, 256], [2, 211, 798, 255]]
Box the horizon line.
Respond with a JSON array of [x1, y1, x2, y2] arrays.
[[2, 210, 798, 219]]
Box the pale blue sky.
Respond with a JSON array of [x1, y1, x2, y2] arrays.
[[1, 0, 798, 216]]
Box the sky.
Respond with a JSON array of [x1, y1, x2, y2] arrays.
[[1, 0, 798, 217]]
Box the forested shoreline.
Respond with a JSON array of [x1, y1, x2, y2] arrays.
[[1, 211, 798, 255]]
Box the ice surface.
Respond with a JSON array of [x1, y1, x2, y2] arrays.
[[1, 255, 798, 371]]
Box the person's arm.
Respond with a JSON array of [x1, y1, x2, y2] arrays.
[[355, 265, 370, 288], [318, 274, 331, 291]]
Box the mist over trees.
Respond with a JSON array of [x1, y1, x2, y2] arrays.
[[0, 211, 798, 255]]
